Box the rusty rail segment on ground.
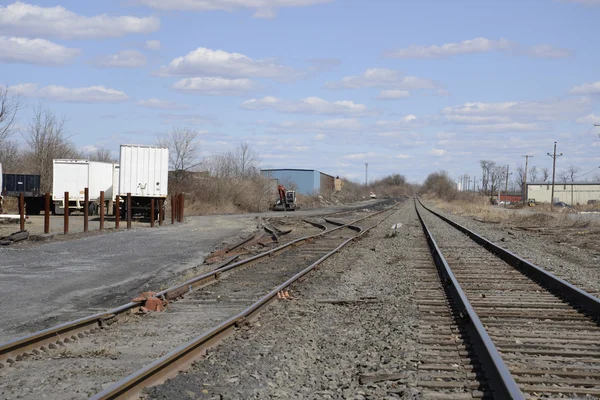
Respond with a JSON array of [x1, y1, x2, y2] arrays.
[[416, 198, 600, 398], [414, 199, 523, 399], [0, 204, 395, 365], [90, 207, 396, 400]]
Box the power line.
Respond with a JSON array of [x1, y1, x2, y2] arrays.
[[521, 154, 533, 204], [547, 142, 563, 212], [573, 166, 600, 180]]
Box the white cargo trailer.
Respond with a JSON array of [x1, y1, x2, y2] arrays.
[[52, 160, 119, 215], [118, 145, 168, 219]]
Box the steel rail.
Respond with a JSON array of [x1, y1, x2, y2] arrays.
[[0, 205, 396, 363], [414, 199, 524, 399], [417, 198, 600, 316], [90, 210, 393, 400]]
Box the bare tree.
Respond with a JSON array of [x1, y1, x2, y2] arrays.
[[541, 167, 550, 182], [23, 104, 79, 192], [157, 126, 200, 181], [529, 166, 538, 182], [233, 142, 260, 178], [87, 148, 117, 163], [0, 86, 24, 143], [480, 160, 503, 198], [0, 140, 21, 172], [515, 165, 525, 192], [558, 170, 569, 184], [567, 165, 581, 182]]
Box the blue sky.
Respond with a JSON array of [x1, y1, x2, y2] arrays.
[[1, 0, 600, 184]]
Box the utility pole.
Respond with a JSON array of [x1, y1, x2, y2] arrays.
[[547, 142, 563, 212], [364, 163, 368, 188], [521, 154, 533, 204], [504, 165, 512, 208]]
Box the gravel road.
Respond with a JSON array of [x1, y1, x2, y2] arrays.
[[145, 200, 430, 399]]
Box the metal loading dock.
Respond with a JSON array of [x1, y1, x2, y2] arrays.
[[260, 169, 335, 196]]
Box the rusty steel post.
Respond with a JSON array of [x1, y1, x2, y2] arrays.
[[19, 192, 25, 232], [127, 192, 132, 230], [115, 195, 120, 229], [180, 193, 185, 223], [83, 187, 89, 233], [99, 191, 105, 230], [171, 195, 175, 224], [64, 191, 69, 234], [150, 199, 155, 227], [158, 198, 164, 226], [44, 193, 50, 234]]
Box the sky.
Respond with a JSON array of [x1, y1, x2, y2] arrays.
[[1, 0, 600, 184]]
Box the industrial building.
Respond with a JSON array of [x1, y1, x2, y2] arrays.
[[527, 182, 600, 205], [261, 169, 335, 196]]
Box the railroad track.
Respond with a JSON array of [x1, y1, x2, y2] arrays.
[[415, 198, 600, 398], [0, 204, 397, 399]]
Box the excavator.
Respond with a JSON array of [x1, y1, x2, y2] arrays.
[[271, 185, 296, 211]]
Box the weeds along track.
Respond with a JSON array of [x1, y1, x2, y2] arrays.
[[417, 199, 600, 398], [0, 205, 397, 400]]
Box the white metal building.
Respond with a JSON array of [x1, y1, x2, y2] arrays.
[[527, 182, 600, 205]]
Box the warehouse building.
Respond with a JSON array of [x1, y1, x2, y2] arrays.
[[527, 182, 600, 205], [261, 169, 335, 196]]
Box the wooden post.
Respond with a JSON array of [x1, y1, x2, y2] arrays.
[[127, 192, 132, 229], [115, 195, 120, 229], [44, 193, 50, 234], [99, 191, 105, 230], [83, 187, 89, 233], [19, 192, 25, 232], [179, 193, 184, 223], [150, 199, 155, 227], [64, 191, 69, 234]]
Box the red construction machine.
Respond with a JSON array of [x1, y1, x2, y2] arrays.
[[271, 185, 297, 211]]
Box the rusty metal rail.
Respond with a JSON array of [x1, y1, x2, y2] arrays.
[[0, 205, 395, 364], [90, 208, 394, 400], [415, 199, 523, 399], [416, 198, 600, 398]]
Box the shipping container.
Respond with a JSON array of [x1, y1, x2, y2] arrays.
[[52, 159, 119, 214], [118, 145, 168, 197], [118, 145, 168, 219]]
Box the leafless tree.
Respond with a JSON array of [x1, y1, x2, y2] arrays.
[[422, 171, 456, 198], [87, 148, 117, 163], [23, 104, 79, 192], [0, 86, 24, 143], [0, 140, 21, 172], [515, 165, 525, 191], [233, 142, 260, 178], [529, 166, 538, 182], [157, 126, 200, 181], [541, 167, 550, 182], [566, 165, 581, 182], [480, 160, 503, 198], [558, 170, 569, 184]]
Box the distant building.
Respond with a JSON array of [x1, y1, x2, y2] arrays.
[[527, 182, 600, 205], [261, 169, 335, 196]]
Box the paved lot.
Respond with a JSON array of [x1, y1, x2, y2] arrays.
[[0, 199, 385, 342]]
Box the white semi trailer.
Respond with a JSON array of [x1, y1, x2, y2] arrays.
[[52, 159, 119, 215], [118, 144, 169, 219]]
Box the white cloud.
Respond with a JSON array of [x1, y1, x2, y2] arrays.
[[241, 96, 376, 116], [145, 40, 161, 50], [138, 98, 188, 110], [8, 83, 129, 103], [0, 36, 79, 65], [570, 81, 600, 95], [325, 68, 440, 91], [172, 77, 256, 95], [90, 50, 146, 68], [428, 148, 448, 157], [267, 118, 364, 134], [0, 1, 160, 39], [374, 115, 425, 131], [314, 133, 326, 140], [396, 154, 411, 159], [527, 44, 572, 58], [342, 152, 378, 161], [576, 114, 600, 124], [136, 0, 332, 18], [376, 90, 410, 100], [462, 123, 544, 133], [385, 38, 511, 59], [157, 47, 298, 80], [385, 37, 571, 59], [563, 0, 600, 4], [161, 113, 217, 125]]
